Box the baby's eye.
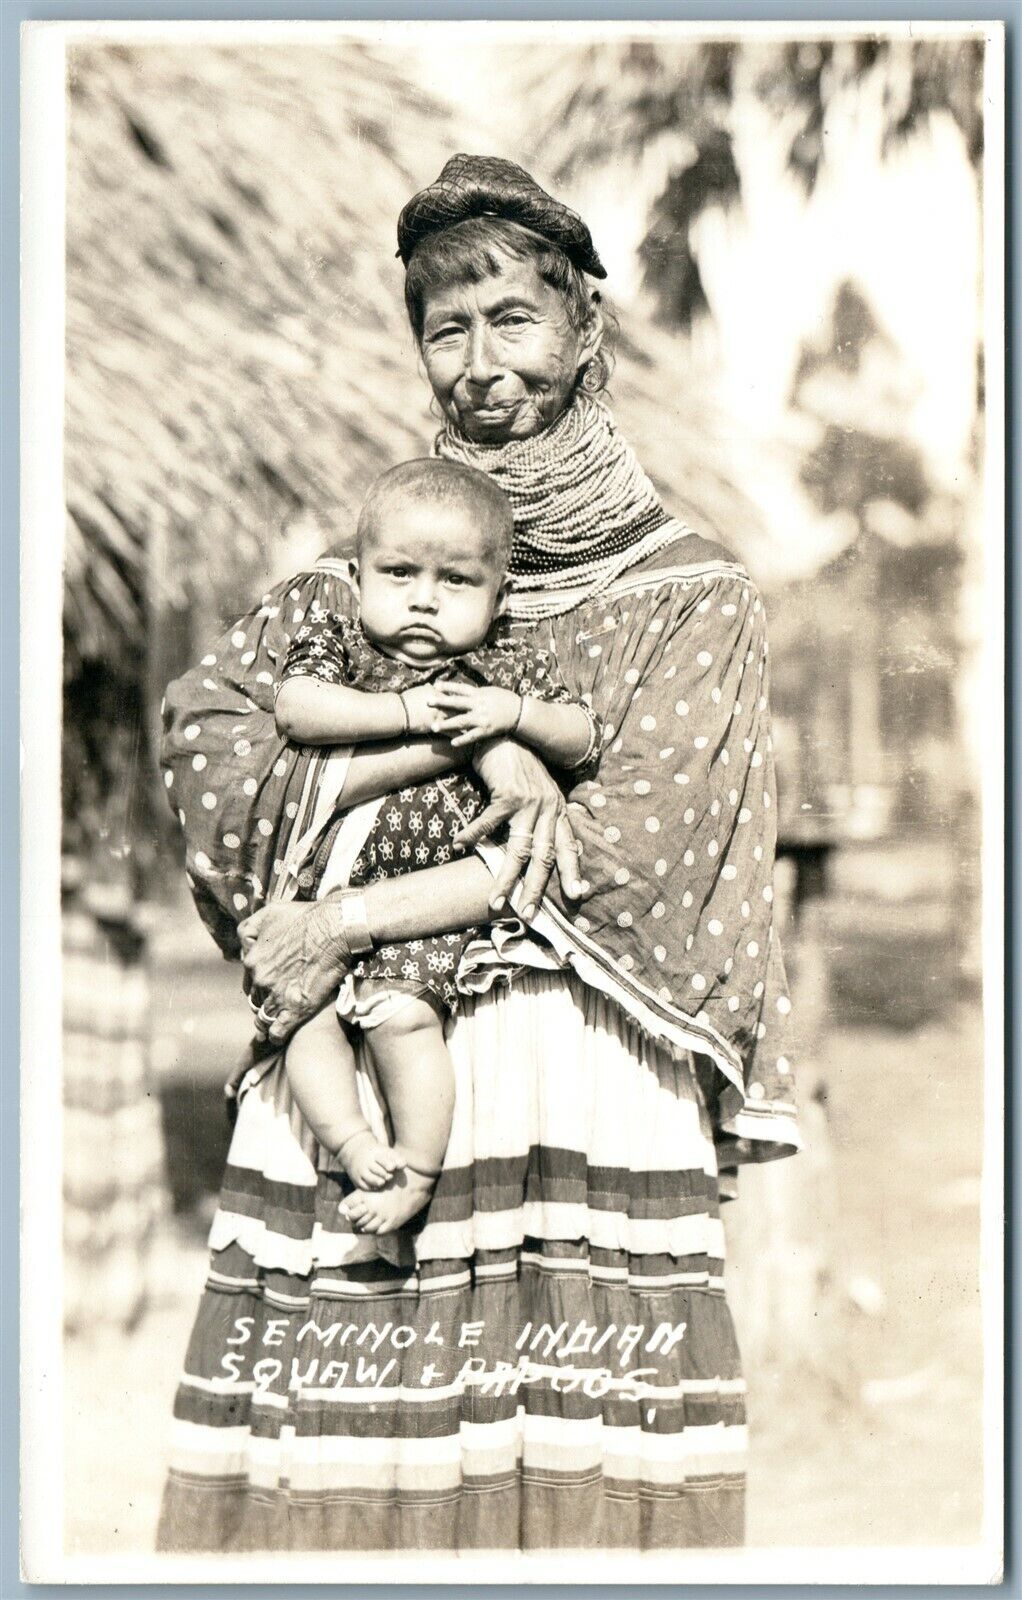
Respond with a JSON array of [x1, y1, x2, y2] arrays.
[[445, 573, 467, 586], [386, 566, 410, 579]]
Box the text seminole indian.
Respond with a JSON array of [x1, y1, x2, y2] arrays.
[[220, 1317, 689, 1400]]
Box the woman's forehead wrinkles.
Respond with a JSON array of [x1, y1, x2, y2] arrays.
[[424, 266, 550, 326]]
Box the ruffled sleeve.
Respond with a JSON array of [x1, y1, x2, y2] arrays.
[[531, 562, 801, 1164], [160, 562, 356, 958]]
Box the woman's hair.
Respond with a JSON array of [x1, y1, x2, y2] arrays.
[[404, 216, 615, 394]]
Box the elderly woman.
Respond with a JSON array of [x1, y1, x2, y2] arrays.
[[157, 155, 800, 1555]]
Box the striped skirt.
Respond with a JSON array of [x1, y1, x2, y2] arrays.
[[156, 970, 746, 1552]]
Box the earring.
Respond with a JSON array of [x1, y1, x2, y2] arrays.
[[581, 359, 603, 393]]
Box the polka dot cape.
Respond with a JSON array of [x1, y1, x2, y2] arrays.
[[162, 555, 798, 1163], [521, 555, 799, 1164], [161, 569, 360, 957]]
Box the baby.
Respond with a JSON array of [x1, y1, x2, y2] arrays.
[[274, 458, 600, 1234]]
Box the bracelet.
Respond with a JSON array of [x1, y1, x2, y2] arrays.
[[338, 887, 375, 956], [396, 691, 411, 736], [570, 701, 603, 770]]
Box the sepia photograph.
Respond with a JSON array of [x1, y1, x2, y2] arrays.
[[21, 17, 1003, 1583]]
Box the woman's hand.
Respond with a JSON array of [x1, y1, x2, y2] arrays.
[[428, 682, 521, 747], [238, 900, 352, 1042], [455, 737, 588, 919]]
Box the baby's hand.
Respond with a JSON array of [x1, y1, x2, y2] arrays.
[[400, 682, 444, 736], [428, 683, 522, 747]]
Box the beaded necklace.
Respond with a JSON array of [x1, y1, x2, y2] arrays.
[[434, 393, 692, 620]]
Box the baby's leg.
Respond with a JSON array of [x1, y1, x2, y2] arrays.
[[285, 1007, 402, 1190], [341, 998, 454, 1235], [372, 999, 456, 1174]]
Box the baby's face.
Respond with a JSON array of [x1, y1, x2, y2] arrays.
[[355, 500, 509, 665]]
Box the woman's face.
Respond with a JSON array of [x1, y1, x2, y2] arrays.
[[418, 257, 603, 444]]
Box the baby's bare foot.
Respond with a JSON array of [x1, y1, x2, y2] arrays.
[[340, 1159, 438, 1233], [338, 1129, 405, 1191]]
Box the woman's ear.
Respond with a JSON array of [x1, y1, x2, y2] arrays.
[[579, 292, 605, 370]]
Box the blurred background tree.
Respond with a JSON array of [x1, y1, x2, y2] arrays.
[[500, 33, 984, 840], [510, 36, 983, 329]]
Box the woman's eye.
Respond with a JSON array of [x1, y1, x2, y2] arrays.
[[427, 325, 463, 344], [498, 314, 530, 329]]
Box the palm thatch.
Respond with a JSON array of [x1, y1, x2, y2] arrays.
[[64, 41, 768, 862], [66, 43, 448, 676]]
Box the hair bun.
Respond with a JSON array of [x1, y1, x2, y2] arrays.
[[397, 153, 607, 280]]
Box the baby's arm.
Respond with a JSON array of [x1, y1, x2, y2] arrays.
[[429, 684, 595, 769], [276, 677, 436, 745], [275, 611, 440, 746]]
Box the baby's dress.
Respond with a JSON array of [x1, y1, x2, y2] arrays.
[[280, 609, 599, 1024]]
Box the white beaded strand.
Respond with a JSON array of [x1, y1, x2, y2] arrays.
[[435, 394, 692, 617]]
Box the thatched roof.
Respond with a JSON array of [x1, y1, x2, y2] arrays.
[[65, 41, 767, 689]]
